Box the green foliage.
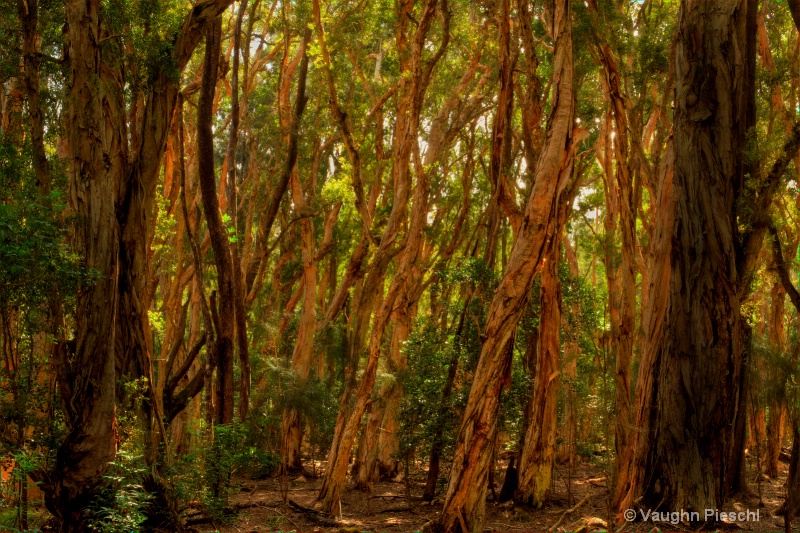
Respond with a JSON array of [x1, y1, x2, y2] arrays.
[[87, 448, 153, 533], [101, 0, 185, 90], [398, 320, 464, 465], [0, 451, 45, 532], [439, 256, 498, 291], [0, 184, 90, 314], [202, 421, 280, 522]]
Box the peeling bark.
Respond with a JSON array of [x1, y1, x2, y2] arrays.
[[619, 0, 754, 520], [423, 1, 575, 530]]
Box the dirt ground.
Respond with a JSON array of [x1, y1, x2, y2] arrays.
[[188, 457, 794, 533]]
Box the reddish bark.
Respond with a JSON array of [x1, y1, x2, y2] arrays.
[[423, 2, 575, 529]]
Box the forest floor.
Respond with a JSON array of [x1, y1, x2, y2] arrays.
[[194, 457, 794, 533]]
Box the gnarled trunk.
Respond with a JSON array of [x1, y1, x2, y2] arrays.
[[314, 0, 445, 515], [618, 0, 753, 520], [46, 0, 124, 528], [423, 2, 574, 529]]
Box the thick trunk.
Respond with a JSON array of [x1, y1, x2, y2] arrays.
[[424, 2, 574, 530], [46, 0, 124, 528], [619, 0, 752, 521]]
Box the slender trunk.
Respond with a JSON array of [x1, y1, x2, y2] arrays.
[[375, 305, 412, 479], [353, 400, 382, 490], [515, 159, 584, 505], [18, 0, 49, 196], [595, 39, 636, 506], [314, 0, 446, 515], [115, 0, 234, 455], [768, 224, 800, 522], [766, 281, 787, 478], [423, 299, 469, 501], [424, 2, 574, 529], [280, 41, 314, 471], [228, 0, 251, 421], [558, 236, 580, 465], [198, 18, 235, 426], [489, 0, 521, 236], [515, 240, 561, 507], [786, 425, 800, 531]]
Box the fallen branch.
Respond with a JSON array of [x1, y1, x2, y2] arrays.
[[288, 498, 354, 527], [548, 493, 590, 533]]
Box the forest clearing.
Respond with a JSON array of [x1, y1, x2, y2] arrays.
[[5, 0, 800, 531]]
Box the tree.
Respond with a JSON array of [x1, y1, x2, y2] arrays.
[[46, 1, 124, 528], [619, 0, 754, 519], [423, 0, 575, 530]]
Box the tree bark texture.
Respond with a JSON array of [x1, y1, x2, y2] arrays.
[[424, 1, 575, 530], [198, 17, 235, 426], [47, 0, 123, 528], [619, 0, 752, 521]]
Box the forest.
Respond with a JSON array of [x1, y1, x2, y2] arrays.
[[4, 0, 800, 531]]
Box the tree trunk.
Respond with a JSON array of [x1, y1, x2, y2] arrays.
[[376, 305, 413, 480], [515, 148, 585, 506], [558, 236, 580, 465], [279, 32, 312, 474], [354, 400, 382, 490], [768, 223, 800, 522], [766, 280, 787, 478], [46, 0, 123, 528], [424, 1, 574, 529], [618, 0, 753, 521], [314, 0, 445, 515], [515, 239, 561, 507], [227, 0, 251, 421], [595, 36, 636, 507], [198, 17, 235, 426]]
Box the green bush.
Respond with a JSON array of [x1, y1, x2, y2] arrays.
[[87, 448, 153, 533]]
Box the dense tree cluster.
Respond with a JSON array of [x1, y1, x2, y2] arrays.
[[4, 0, 800, 532]]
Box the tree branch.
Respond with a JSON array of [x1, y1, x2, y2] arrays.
[[768, 224, 800, 314]]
